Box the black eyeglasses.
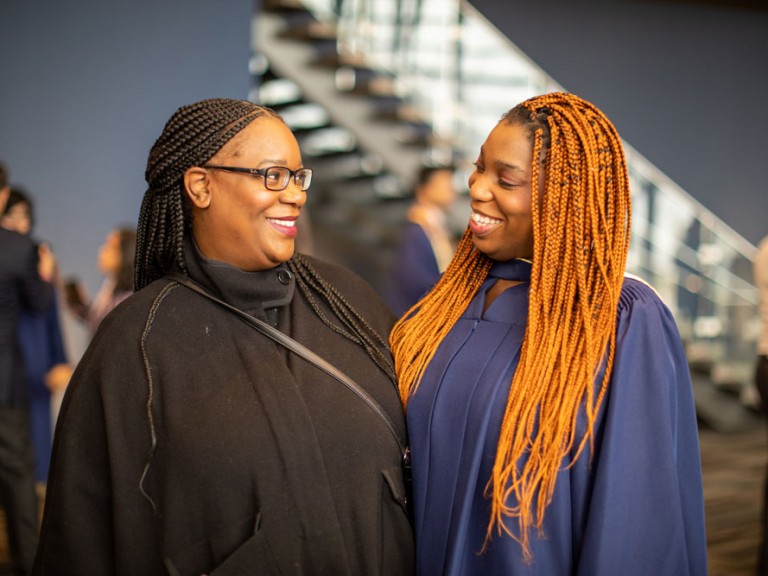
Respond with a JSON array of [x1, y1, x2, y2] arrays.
[[203, 164, 313, 192]]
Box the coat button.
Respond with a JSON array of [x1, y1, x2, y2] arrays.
[[277, 269, 292, 285]]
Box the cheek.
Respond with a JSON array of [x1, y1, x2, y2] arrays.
[[498, 192, 533, 221]]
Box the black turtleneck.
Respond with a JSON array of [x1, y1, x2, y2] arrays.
[[181, 237, 295, 329]]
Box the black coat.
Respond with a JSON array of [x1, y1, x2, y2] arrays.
[[0, 228, 52, 406], [34, 253, 414, 576]]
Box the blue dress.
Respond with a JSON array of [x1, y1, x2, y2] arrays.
[[407, 259, 707, 575]]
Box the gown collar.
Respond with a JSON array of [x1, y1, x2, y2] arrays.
[[487, 258, 532, 282]]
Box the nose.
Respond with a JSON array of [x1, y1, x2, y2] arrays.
[[279, 182, 307, 207], [468, 173, 493, 202]]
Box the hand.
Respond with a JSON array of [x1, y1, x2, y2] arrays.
[[38, 242, 56, 282], [44, 363, 74, 392]]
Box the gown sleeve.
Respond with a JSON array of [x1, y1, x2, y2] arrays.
[[575, 280, 708, 575]]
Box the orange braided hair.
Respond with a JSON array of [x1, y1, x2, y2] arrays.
[[389, 92, 631, 559]]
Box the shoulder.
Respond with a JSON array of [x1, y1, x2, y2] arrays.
[[297, 254, 379, 294], [615, 273, 683, 335], [92, 279, 181, 335], [614, 274, 685, 347], [0, 227, 35, 256], [294, 254, 396, 321], [618, 273, 668, 312], [0, 227, 30, 245]]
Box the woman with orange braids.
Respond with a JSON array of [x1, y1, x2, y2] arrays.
[[390, 92, 707, 575]]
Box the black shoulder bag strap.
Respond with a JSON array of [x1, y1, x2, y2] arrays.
[[167, 273, 410, 470]]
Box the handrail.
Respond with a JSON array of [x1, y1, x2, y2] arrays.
[[261, 0, 760, 378]]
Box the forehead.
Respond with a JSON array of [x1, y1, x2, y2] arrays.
[[426, 169, 454, 185], [480, 122, 535, 173], [220, 116, 299, 161]]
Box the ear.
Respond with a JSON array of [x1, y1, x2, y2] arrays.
[[183, 167, 212, 209], [0, 186, 9, 214]]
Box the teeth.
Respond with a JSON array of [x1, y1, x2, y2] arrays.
[[269, 218, 296, 227], [471, 212, 500, 226]]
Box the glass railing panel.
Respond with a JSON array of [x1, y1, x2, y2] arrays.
[[266, 0, 759, 379]]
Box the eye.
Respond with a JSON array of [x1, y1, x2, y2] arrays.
[[472, 160, 485, 173], [264, 170, 283, 184]]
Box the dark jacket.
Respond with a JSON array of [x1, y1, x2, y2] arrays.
[[34, 251, 414, 576], [0, 228, 52, 406]]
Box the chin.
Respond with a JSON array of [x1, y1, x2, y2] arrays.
[[481, 249, 531, 262]]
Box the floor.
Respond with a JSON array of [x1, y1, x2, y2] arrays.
[[0, 424, 765, 574], [701, 422, 766, 576]]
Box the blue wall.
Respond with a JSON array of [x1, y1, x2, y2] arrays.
[[2, 0, 766, 299], [0, 0, 253, 294], [470, 0, 768, 247]]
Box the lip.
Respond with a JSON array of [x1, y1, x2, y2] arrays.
[[468, 210, 502, 238], [267, 215, 298, 238]]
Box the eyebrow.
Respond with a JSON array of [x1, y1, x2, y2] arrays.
[[494, 160, 526, 173], [478, 146, 526, 173]]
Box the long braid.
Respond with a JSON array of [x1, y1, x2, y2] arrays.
[[289, 254, 397, 384], [135, 99, 280, 291], [390, 230, 492, 403], [134, 99, 282, 513], [390, 92, 631, 559]]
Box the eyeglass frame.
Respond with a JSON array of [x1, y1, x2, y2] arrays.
[[202, 164, 313, 192]]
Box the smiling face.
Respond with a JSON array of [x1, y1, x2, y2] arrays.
[[185, 116, 307, 271], [467, 121, 544, 262]]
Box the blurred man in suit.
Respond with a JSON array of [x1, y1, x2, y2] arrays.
[[0, 162, 54, 575]]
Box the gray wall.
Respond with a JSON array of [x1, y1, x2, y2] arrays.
[[0, 0, 253, 295], [2, 0, 766, 299], [471, 0, 768, 247]]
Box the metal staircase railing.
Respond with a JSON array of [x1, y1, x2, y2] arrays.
[[253, 0, 761, 424]]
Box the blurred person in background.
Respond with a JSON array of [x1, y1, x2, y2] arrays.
[[754, 234, 768, 575], [387, 165, 458, 317], [0, 162, 55, 576], [1, 187, 73, 488], [64, 226, 136, 336]]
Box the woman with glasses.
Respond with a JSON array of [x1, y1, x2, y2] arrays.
[[390, 92, 707, 575], [34, 99, 414, 576]]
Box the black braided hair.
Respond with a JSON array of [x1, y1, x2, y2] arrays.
[[289, 254, 397, 384], [136, 98, 396, 380], [135, 98, 280, 291]]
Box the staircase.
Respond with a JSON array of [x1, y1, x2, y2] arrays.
[[251, 0, 761, 430], [253, 0, 446, 292]]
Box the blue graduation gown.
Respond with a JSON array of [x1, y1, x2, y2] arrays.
[[407, 259, 707, 575]]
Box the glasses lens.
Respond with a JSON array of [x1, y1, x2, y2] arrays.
[[264, 167, 290, 191], [297, 169, 312, 191]]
